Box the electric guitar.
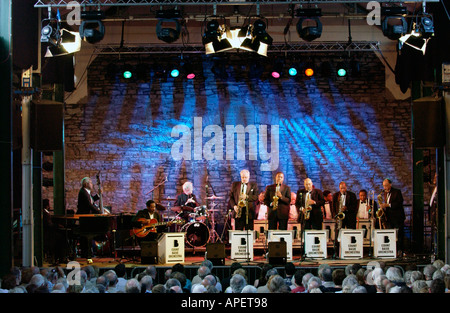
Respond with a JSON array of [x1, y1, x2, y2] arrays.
[[132, 218, 185, 238]]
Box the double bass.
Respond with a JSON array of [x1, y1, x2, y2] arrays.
[[96, 172, 110, 214]]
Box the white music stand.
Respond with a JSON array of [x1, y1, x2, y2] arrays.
[[304, 230, 328, 259], [229, 230, 254, 261], [372, 229, 397, 258], [337, 229, 364, 259], [158, 232, 185, 264]]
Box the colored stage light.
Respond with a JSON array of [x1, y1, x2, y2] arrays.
[[304, 68, 314, 77], [170, 69, 180, 78], [123, 70, 132, 79], [337, 68, 347, 77], [288, 67, 298, 76]]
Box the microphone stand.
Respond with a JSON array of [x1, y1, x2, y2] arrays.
[[145, 176, 168, 198]]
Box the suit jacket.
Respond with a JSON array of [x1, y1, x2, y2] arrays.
[[332, 191, 358, 228], [295, 188, 325, 225], [385, 187, 405, 225], [264, 184, 291, 220], [77, 188, 101, 214], [228, 181, 259, 220]]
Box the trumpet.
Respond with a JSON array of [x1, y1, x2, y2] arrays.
[[273, 184, 280, 210]]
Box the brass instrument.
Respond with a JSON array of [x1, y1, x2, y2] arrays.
[[376, 191, 387, 229], [304, 192, 312, 220], [273, 184, 280, 210], [236, 188, 247, 219], [336, 193, 346, 229]]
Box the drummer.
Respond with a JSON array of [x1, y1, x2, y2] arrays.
[[174, 181, 200, 222]]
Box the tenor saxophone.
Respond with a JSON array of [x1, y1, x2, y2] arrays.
[[273, 184, 280, 210], [335, 194, 345, 229], [376, 192, 387, 229], [236, 191, 246, 219]]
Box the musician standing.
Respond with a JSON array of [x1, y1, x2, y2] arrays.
[[295, 178, 325, 230], [332, 182, 358, 229], [357, 189, 378, 220], [379, 178, 405, 256], [228, 169, 259, 231], [174, 181, 200, 222], [77, 177, 102, 214], [264, 172, 291, 230]]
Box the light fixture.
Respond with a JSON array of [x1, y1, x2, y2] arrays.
[[296, 8, 322, 42], [40, 19, 59, 46], [202, 19, 232, 54], [183, 62, 195, 80], [381, 7, 408, 40], [122, 64, 134, 79], [240, 19, 273, 57], [44, 29, 81, 57], [336, 61, 347, 77], [271, 59, 284, 79], [156, 10, 182, 44], [399, 28, 428, 54], [419, 14, 434, 38], [79, 11, 105, 44]]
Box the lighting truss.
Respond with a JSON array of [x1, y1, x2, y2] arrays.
[[90, 41, 379, 55], [34, 0, 439, 8]]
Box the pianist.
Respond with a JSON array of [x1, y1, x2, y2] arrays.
[[77, 177, 102, 214]]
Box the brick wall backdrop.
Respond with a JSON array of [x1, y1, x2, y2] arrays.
[[45, 51, 413, 230]]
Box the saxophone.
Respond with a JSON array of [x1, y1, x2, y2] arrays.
[[304, 192, 312, 220], [376, 191, 387, 229], [335, 194, 346, 229], [272, 184, 280, 210], [236, 189, 247, 219]]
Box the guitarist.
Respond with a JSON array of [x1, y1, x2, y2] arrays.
[[132, 200, 167, 242]]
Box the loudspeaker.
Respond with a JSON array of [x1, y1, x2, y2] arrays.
[[413, 97, 444, 148], [268, 241, 287, 265], [30, 100, 64, 151], [206, 243, 226, 265], [141, 241, 158, 264]]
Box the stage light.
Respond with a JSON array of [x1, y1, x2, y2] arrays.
[[337, 62, 347, 77], [79, 20, 105, 44], [239, 19, 272, 57], [122, 64, 134, 79], [203, 19, 232, 54], [381, 7, 408, 40], [183, 62, 195, 80], [296, 8, 322, 42], [271, 60, 284, 79], [305, 67, 314, 77], [170, 68, 180, 78], [44, 29, 81, 57], [419, 14, 434, 38], [288, 67, 298, 76]]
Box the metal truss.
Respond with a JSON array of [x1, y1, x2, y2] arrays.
[[34, 0, 439, 8], [91, 41, 380, 55]]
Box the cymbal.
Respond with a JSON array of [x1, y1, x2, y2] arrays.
[[161, 198, 177, 201], [206, 195, 223, 200], [171, 206, 182, 212], [156, 203, 166, 211]]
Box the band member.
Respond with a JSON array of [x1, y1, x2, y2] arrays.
[[255, 192, 268, 220], [77, 177, 102, 214], [264, 172, 291, 230], [357, 189, 378, 220], [132, 200, 166, 242], [332, 182, 358, 229], [289, 192, 299, 221], [295, 178, 325, 230], [322, 190, 333, 220], [379, 178, 405, 255], [228, 169, 259, 230], [174, 181, 200, 222]]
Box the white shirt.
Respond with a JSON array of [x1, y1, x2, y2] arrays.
[[257, 204, 268, 220], [324, 202, 332, 219], [357, 201, 369, 219]]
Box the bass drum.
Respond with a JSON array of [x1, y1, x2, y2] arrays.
[[181, 222, 210, 248]]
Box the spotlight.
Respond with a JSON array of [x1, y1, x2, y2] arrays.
[[381, 7, 408, 40], [203, 19, 232, 54], [419, 14, 434, 38], [44, 29, 81, 57], [271, 60, 284, 79], [288, 67, 298, 76], [336, 62, 347, 77], [79, 11, 105, 44], [41, 22, 58, 46], [399, 29, 428, 54], [240, 19, 273, 57], [296, 8, 322, 42], [122, 64, 134, 79], [170, 68, 180, 78], [155, 9, 182, 44], [183, 62, 195, 80], [305, 67, 314, 77]]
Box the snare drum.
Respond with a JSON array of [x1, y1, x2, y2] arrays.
[[181, 222, 210, 248]]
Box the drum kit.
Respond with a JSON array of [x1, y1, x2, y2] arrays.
[[155, 195, 224, 249]]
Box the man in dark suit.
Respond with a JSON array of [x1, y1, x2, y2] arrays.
[[295, 178, 325, 230], [77, 177, 102, 214], [379, 178, 405, 255], [332, 182, 358, 229], [228, 169, 259, 230], [264, 172, 291, 230], [132, 200, 165, 242]]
